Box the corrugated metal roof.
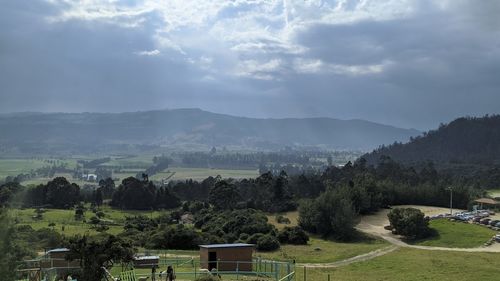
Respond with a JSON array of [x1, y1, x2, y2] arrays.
[[134, 256, 159, 260], [47, 248, 70, 253], [199, 243, 254, 249]]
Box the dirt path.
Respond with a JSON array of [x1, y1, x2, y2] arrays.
[[297, 245, 400, 268], [356, 205, 500, 253]]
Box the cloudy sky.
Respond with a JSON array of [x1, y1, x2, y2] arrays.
[[1, 0, 499, 129]]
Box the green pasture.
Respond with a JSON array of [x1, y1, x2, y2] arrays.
[[412, 219, 496, 248], [257, 236, 388, 263], [12, 206, 165, 237], [151, 167, 259, 181], [297, 248, 500, 281], [0, 158, 52, 178]]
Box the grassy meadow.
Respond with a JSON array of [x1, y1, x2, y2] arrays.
[[296, 248, 500, 281], [12, 206, 165, 236], [412, 219, 496, 248]]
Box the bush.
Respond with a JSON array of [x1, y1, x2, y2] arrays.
[[246, 233, 264, 244], [278, 226, 309, 245], [256, 234, 280, 251], [387, 208, 432, 239], [298, 187, 357, 241], [276, 215, 291, 224]]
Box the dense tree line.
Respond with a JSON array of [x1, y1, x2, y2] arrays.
[[25, 177, 80, 208], [111, 177, 180, 210]]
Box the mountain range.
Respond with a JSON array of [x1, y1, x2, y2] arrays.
[[0, 108, 420, 154]]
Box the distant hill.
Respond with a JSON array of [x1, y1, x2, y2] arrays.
[[0, 109, 419, 154], [363, 115, 500, 167]]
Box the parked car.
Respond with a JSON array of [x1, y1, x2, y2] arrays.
[[495, 234, 500, 243], [481, 218, 491, 225], [473, 217, 482, 223], [495, 222, 500, 228], [490, 220, 500, 226]]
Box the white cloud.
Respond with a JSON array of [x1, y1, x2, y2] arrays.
[[235, 59, 284, 80], [294, 58, 390, 76], [135, 49, 160, 56]]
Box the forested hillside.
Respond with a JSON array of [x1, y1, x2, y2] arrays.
[[364, 115, 500, 166]]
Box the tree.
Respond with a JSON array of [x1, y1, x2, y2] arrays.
[[98, 178, 115, 199], [93, 188, 103, 206], [299, 187, 357, 241], [25, 177, 80, 209], [387, 208, 432, 239], [0, 209, 17, 281], [208, 180, 241, 210], [66, 235, 134, 281]]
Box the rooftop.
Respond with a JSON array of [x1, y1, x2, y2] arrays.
[[199, 243, 254, 249], [47, 248, 70, 253], [474, 198, 499, 205]]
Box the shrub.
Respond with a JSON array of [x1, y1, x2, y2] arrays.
[[276, 215, 291, 224], [387, 208, 432, 239], [278, 226, 309, 245], [256, 234, 280, 251]]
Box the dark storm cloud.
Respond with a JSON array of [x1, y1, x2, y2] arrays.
[[0, 0, 499, 130]]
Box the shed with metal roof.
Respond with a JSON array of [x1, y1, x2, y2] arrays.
[[199, 243, 254, 272]]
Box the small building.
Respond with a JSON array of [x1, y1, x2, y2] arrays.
[[40, 248, 80, 269], [199, 243, 254, 272], [474, 198, 499, 209], [133, 256, 159, 268]]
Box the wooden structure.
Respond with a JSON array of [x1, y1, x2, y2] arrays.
[[40, 248, 79, 269], [474, 198, 499, 209], [199, 243, 254, 272], [133, 256, 159, 268]]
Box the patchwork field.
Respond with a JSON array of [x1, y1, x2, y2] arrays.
[[151, 167, 259, 181]]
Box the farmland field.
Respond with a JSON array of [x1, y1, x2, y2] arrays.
[[0, 158, 53, 179], [151, 167, 259, 181]]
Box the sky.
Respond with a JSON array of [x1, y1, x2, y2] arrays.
[[0, 0, 499, 130]]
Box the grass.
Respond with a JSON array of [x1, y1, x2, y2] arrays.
[[296, 248, 500, 281], [411, 219, 496, 248], [256, 236, 388, 263], [12, 206, 166, 237], [487, 189, 500, 198], [0, 158, 52, 178], [151, 167, 259, 181]]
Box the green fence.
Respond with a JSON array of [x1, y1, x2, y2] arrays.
[[125, 257, 295, 281]]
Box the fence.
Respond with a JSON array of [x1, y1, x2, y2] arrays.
[[125, 257, 295, 281]]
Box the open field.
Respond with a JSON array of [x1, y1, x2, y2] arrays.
[[151, 167, 260, 181], [12, 206, 166, 237], [0, 158, 52, 179], [412, 219, 496, 248], [256, 236, 388, 263], [295, 248, 500, 281]]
